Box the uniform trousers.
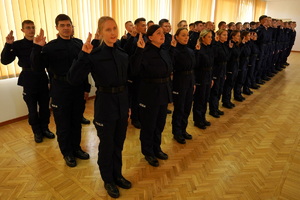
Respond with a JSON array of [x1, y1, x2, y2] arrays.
[[193, 83, 211, 123], [234, 66, 248, 98], [51, 79, 85, 157], [22, 85, 50, 134], [222, 71, 238, 104], [95, 117, 128, 183], [209, 77, 225, 112], [172, 85, 193, 136], [139, 104, 168, 156]]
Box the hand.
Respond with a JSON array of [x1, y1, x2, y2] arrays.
[[193, 85, 196, 94], [33, 29, 46, 46], [84, 92, 89, 100], [211, 80, 214, 88], [137, 33, 145, 48], [215, 35, 219, 42], [170, 35, 177, 47], [195, 39, 201, 50], [6, 30, 14, 44], [82, 32, 93, 54], [229, 40, 233, 48], [242, 37, 246, 44], [130, 27, 138, 37], [122, 30, 127, 39], [128, 108, 131, 121]]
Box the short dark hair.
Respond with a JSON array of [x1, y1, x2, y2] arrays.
[[250, 21, 256, 26], [194, 21, 203, 26], [218, 21, 226, 29], [134, 17, 146, 25], [228, 22, 235, 28], [189, 23, 195, 27], [22, 20, 34, 28], [159, 19, 169, 26], [55, 14, 72, 26], [147, 20, 154, 26], [259, 15, 268, 22], [125, 21, 132, 26]]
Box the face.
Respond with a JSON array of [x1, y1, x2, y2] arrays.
[[251, 32, 257, 41], [206, 22, 213, 30], [101, 20, 118, 47], [220, 23, 227, 30], [179, 21, 188, 28], [125, 22, 133, 32], [245, 33, 251, 41], [219, 31, 228, 43], [22, 23, 35, 38], [197, 23, 204, 32], [161, 22, 170, 34], [56, 20, 72, 39], [149, 27, 165, 47], [147, 22, 154, 29], [136, 21, 147, 34], [175, 29, 189, 45], [202, 32, 212, 45], [236, 24, 242, 30], [232, 32, 240, 42]]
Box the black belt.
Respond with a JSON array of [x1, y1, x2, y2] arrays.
[[174, 70, 193, 75], [143, 77, 170, 84], [53, 74, 68, 81], [217, 62, 227, 65], [201, 67, 212, 71], [97, 85, 126, 93], [22, 68, 33, 71]]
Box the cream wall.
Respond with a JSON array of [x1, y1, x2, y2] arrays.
[[266, 0, 299, 51]]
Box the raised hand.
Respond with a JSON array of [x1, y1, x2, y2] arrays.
[[122, 30, 127, 39], [195, 39, 201, 50], [6, 30, 14, 44], [137, 33, 145, 48], [170, 35, 177, 47], [82, 32, 93, 54], [33, 29, 46, 46]]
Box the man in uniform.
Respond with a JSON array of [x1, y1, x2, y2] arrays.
[[1, 20, 54, 143], [31, 14, 89, 167]]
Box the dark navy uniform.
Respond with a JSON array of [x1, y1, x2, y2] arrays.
[[193, 43, 214, 126], [171, 43, 195, 138], [130, 43, 172, 157], [209, 41, 229, 114], [246, 39, 260, 89], [31, 36, 85, 158], [68, 43, 129, 185], [1, 38, 51, 138], [234, 41, 251, 99], [188, 31, 199, 50], [222, 41, 240, 107], [256, 25, 269, 82]]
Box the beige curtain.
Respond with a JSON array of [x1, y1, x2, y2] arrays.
[[0, 0, 266, 80]]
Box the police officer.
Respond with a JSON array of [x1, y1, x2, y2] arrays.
[[31, 14, 89, 167], [209, 29, 231, 118], [68, 16, 131, 199], [130, 25, 173, 167], [171, 28, 195, 144], [188, 21, 204, 49], [1, 20, 54, 143], [193, 29, 214, 129]]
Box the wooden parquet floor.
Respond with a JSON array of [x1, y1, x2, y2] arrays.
[[1, 52, 300, 200]]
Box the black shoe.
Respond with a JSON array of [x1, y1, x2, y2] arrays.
[[230, 102, 236, 107], [74, 149, 90, 160], [81, 117, 91, 124], [155, 151, 168, 160], [194, 121, 206, 129], [42, 129, 55, 139], [173, 134, 186, 144], [64, 155, 77, 167], [115, 177, 132, 189], [243, 90, 252, 95], [132, 120, 141, 129], [145, 156, 159, 167], [250, 84, 260, 89], [104, 183, 120, 198], [262, 76, 271, 81], [241, 96, 246, 100], [222, 103, 233, 109], [182, 132, 192, 140], [34, 133, 43, 143], [204, 120, 211, 126], [234, 96, 244, 102], [217, 109, 224, 115], [209, 111, 220, 118], [167, 109, 172, 114], [257, 80, 265, 85]]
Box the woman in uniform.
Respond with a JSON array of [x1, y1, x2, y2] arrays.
[[171, 27, 195, 144], [193, 29, 214, 129], [130, 25, 173, 167], [68, 16, 131, 199]]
